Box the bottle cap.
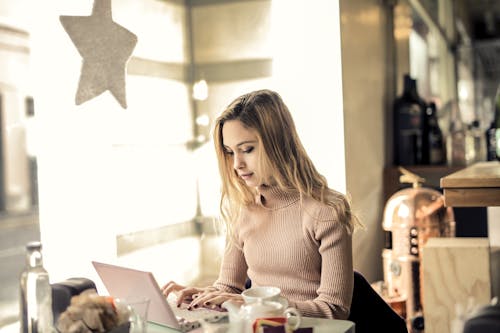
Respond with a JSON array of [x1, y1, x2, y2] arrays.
[[26, 241, 42, 250]]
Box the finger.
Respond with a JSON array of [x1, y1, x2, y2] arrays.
[[191, 292, 241, 309], [161, 281, 179, 295], [161, 281, 184, 296], [192, 293, 202, 299], [205, 294, 243, 306], [177, 287, 203, 307], [187, 289, 226, 309], [161, 281, 175, 291], [188, 292, 216, 309]]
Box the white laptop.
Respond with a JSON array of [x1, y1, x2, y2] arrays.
[[91, 261, 227, 332]]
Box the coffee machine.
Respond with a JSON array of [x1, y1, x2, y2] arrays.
[[382, 168, 455, 331]]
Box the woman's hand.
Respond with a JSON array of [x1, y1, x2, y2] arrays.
[[188, 289, 244, 310], [161, 280, 185, 298], [161, 281, 205, 307], [161, 281, 243, 310]]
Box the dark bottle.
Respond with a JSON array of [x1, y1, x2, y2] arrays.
[[393, 74, 427, 165], [487, 87, 500, 161], [495, 86, 500, 161], [425, 102, 446, 165], [486, 119, 497, 161]]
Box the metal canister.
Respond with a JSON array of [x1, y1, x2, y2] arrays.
[[382, 168, 455, 323]]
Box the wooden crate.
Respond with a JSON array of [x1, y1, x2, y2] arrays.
[[422, 238, 491, 333]]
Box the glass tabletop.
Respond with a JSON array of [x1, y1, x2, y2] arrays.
[[147, 317, 355, 333]]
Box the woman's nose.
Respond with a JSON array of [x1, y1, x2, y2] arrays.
[[233, 153, 245, 169]]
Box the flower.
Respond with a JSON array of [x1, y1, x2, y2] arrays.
[[56, 290, 130, 333]]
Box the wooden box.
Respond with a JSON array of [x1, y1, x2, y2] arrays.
[[422, 238, 491, 333]]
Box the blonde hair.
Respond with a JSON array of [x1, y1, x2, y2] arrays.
[[213, 89, 360, 237]]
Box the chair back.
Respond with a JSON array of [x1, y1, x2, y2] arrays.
[[52, 277, 97, 322], [348, 271, 408, 333]]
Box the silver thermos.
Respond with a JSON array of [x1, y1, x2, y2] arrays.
[[382, 168, 455, 332]]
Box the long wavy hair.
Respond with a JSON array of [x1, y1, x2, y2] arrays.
[[213, 89, 360, 237]]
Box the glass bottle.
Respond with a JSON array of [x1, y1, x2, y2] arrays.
[[485, 86, 500, 161], [465, 123, 476, 164], [393, 74, 427, 165], [468, 120, 486, 163], [496, 87, 500, 161], [426, 102, 446, 165], [486, 118, 497, 161], [444, 101, 466, 166], [20, 242, 55, 333]]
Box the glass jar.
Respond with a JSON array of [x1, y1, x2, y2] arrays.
[[19, 242, 55, 333]]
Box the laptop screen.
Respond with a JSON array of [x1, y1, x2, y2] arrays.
[[92, 261, 180, 329]]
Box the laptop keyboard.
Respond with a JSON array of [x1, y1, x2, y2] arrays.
[[166, 295, 228, 332], [170, 299, 226, 321]]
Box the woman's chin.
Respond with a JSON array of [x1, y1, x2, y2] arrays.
[[244, 180, 258, 187], [242, 178, 258, 187]]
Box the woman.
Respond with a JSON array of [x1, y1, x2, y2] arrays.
[[162, 89, 359, 319]]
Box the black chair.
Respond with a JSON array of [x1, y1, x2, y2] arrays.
[[51, 277, 97, 322], [348, 271, 408, 333]]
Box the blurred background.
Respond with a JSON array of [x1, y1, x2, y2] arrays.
[[0, 0, 499, 332]]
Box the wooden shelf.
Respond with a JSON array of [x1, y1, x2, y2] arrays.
[[440, 161, 500, 207]]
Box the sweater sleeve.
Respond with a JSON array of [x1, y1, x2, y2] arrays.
[[290, 209, 353, 320], [212, 235, 248, 294]]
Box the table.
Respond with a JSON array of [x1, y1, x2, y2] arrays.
[[147, 317, 355, 333], [440, 161, 500, 207]]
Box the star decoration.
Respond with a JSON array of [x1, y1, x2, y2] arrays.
[[60, 0, 138, 108]]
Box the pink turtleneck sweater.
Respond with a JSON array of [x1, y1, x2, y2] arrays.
[[213, 185, 353, 319]]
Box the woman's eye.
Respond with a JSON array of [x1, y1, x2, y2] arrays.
[[224, 150, 234, 156], [243, 147, 254, 154]]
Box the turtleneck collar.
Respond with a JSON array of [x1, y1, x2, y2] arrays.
[[256, 184, 301, 210]]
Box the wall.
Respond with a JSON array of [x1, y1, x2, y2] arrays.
[[0, 2, 32, 212], [192, 0, 347, 193], [193, 0, 348, 279], [340, 0, 391, 282], [190, 0, 275, 281]]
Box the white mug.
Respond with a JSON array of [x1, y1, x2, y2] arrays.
[[240, 287, 301, 332], [241, 286, 288, 307], [242, 300, 302, 332]]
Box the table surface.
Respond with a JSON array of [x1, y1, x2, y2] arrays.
[[147, 317, 355, 333], [440, 161, 500, 188], [440, 161, 500, 207]]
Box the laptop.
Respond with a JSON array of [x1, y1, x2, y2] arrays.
[[91, 261, 227, 332]]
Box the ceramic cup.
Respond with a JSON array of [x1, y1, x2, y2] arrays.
[[222, 297, 302, 333], [241, 287, 287, 306], [240, 288, 301, 332], [244, 300, 302, 332]]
